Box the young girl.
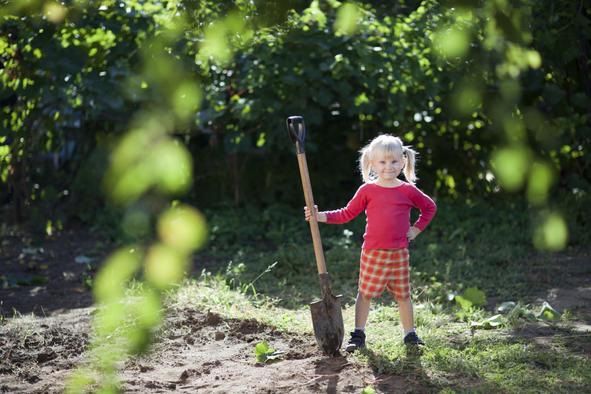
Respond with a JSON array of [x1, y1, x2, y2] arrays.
[[304, 134, 436, 352]]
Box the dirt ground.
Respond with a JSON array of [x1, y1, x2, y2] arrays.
[[1, 228, 590, 393], [1, 305, 425, 393]]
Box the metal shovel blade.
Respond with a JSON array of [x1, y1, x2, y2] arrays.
[[310, 273, 344, 356]]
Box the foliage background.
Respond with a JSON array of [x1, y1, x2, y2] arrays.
[[2, 0, 589, 225]]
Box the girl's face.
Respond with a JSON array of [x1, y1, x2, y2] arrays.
[[371, 150, 404, 182]]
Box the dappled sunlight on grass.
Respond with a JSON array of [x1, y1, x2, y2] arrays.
[[171, 277, 312, 334], [344, 302, 591, 392], [423, 335, 591, 392]]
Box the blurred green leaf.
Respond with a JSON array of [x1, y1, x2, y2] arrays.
[[527, 162, 554, 205], [127, 326, 152, 355], [158, 204, 208, 254], [198, 12, 249, 66], [334, 3, 361, 36], [200, 21, 233, 65], [144, 243, 187, 289], [95, 301, 126, 337], [65, 369, 95, 394], [491, 146, 531, 191], [433, 27, 470, 59], [106, 126, 193, 203], [126, 290, 162, 353], [44, 2, 67, 23], [93, 248, 142, 303], [172, 81, 202, 121], [152, 140, 193, 194], [526, 50, 541, 68], [534, 212, 568, 251]]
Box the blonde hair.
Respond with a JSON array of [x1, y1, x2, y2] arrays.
[[358, 134, 418, 184]]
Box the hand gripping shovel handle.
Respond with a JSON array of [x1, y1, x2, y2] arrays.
[[286, 116, 327, 276]]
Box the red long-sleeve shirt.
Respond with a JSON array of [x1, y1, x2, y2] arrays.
[[323, 182, 437, 250]]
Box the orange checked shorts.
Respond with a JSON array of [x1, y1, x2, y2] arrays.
[[358, 248, 411, 301]]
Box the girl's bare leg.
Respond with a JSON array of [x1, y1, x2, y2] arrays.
[[355, 292, 371, 329], [397, 298, 414, 332]]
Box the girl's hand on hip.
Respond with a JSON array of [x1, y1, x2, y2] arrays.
[[407, 226, 421, 241], [304, 205, 327, 223]]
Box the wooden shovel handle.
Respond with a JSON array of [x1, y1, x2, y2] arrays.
[[296, 152, 327, 275]]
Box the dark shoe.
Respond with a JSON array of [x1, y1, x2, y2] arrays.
[[345, 329, 366, 353], [403, 332, 425, 346]]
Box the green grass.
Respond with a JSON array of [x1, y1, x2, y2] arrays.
[[358, 302, 589, 392]]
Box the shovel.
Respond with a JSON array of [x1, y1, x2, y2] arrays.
[[286, 115, 344, 356]]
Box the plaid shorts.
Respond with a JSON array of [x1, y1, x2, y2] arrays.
[[358, 248, 410, 300]]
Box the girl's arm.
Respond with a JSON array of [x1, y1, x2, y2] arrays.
[[322, 186, 368, 224], [408, 185, 437, 231]]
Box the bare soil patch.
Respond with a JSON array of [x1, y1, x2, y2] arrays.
[[118, 308, 414, 393], [0, 226, 107, 316], [0, 307, 93, 393], [0, 307, 429, 393]]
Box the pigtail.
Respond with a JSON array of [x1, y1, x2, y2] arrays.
[[359, 145, 373, 183], [403, 146, 418, 184]]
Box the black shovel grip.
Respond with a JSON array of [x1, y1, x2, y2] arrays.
[[287, 116, 306, 154]]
